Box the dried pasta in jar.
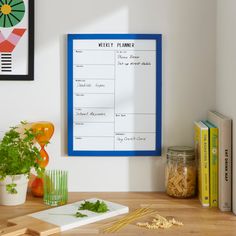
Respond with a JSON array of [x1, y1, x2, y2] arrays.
[[165, 146, 197, 198]]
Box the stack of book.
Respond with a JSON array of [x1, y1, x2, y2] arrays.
[[194, 111, 232, 211]]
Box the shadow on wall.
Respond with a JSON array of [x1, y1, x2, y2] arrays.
[[54, 0, 166, 191], [55, 0, 130, 158], [127, 0, 166, 191]]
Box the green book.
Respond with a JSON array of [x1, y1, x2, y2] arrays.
[[195, 121, 210, 207], [203, 120, 218, 207]]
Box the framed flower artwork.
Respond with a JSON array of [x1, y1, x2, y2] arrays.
[[0, 0, 34, 81]]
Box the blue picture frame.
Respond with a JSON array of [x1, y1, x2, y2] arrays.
[[67, 34, 162, 156]]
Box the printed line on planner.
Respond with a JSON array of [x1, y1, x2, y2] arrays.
[[114, 50, 116, 149], [75, 136, 114, 138], [115, 132, 155, 134], [74, 78, 115, 80], [74, 49, 156, 51], [74, 122, 114, 124], [115, 113, 155, 115], [74, 93, 114, 95], [74, 107, 115, 109], [74, 64, 115, 66]]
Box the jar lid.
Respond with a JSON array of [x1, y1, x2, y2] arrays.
[[167, 146, 195, 160]]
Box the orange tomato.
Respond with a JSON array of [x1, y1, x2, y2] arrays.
[[31, 177, 44, 197]]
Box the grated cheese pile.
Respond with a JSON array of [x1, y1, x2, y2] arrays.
[[136, 214, 183, 229]]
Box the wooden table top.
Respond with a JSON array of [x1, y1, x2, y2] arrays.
[[0, 192, 236, 236]]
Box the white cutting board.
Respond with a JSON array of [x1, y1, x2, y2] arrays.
[[29, 198, 129, 232]]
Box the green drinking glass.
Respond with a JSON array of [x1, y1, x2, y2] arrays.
[[43, 170, 68, 206]]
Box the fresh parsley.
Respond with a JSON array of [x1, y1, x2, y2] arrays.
[[75, 212, 88, 218], [79, 200, 109, 213], [0, 122, 44, 194]]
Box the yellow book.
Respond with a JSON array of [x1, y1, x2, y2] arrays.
[[194, 121, 210, 207], [203, 121, 218, 207]]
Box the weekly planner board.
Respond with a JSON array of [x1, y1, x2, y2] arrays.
[[67, 34, 162, 156]]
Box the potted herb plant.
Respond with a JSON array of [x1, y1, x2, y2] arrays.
[[0, 122, 43, 206]]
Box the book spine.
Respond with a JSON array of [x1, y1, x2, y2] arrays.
[[209, 127, 218, 207], [219, 121, 232, 211], [201, 128, 210, 207], [194, 124, 202, 205]]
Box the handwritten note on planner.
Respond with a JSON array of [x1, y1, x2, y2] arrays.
[[68, 34, 162, 156]]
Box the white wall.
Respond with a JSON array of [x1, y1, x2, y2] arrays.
[[216, 0, 236, 214], [0, 0, 216, 191]]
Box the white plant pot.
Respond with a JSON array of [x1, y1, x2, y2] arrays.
[[0, 174, 29, 206]]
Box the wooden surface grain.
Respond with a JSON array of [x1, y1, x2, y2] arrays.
[[0, 192, 236, 236]]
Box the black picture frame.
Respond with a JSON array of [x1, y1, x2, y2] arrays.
[[0, 0, 34, 81]]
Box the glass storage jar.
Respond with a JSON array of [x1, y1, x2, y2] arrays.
[[165, 146, 197, 198]]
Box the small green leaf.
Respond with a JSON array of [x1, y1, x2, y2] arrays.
[[75, 212, 88, 218], [6, 183, 17, 194], [20, 121, 28, 125]]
